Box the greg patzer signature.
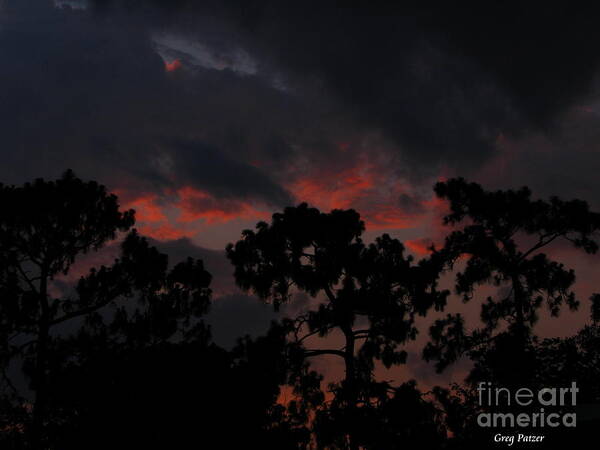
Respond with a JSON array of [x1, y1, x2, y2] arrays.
[[494, 433, 545, 446]]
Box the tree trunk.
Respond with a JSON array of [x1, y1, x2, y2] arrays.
[[31, 267, 49, 450], [512, 274, 528, 343], [510, 273, 531, 387], [342, 325, 359, 450]]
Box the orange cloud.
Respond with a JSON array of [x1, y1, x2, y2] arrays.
[[125, 194, 167, 223], [116, 187, 272, 242], [120, 194, 192, 240], [405, 238, 435, 256], [175, 186, 269, 224], [365, 204, 419, 230], [290, 164, 374, 211], [113, 157, 442, 244], [289, 162, 427, 230]]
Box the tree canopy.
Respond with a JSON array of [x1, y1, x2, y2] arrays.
[[0, 171, 212, 448], [424, 177, 600, 383], [227, 202, 449, 448]]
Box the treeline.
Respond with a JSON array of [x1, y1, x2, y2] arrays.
[[1, 171, 599, 449]]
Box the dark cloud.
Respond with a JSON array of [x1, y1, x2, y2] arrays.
[[166, 140, 291, 205], [471, 107, 600, 207], [89, 1, 600, 174], [0, 2, 299, 207], [13, 1, 600, 209], [205, 293, 278, 349], [397, 193, 426, 216]]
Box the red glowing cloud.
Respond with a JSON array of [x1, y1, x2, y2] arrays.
[[165, 59, 182, 72], [121, 193, 195, 241], [125, 194, 167, 223], [405, 238, 435, 256], [288, 161, 429, 230], [118, 187, 270, 242], [123, 188, 267, 227], [114, 151, 445, 245], [175, 186, 268, 224]]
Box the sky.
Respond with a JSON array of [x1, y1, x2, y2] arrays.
[[2, 0, 600, 385]]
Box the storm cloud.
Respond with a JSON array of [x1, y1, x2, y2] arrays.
[[89, 1, 600, 174]]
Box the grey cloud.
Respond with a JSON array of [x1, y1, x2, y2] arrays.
[[205, 293, 278, 349], [164, 139, 292, 206], [397, 193, 426, 216]]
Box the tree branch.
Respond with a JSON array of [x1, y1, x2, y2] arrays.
[[15, 262, 39, 295], [519, 232, 561, 262], [304, 349, 345, 358], [298, 325, 334, 344], [323, 285, 337, 304]]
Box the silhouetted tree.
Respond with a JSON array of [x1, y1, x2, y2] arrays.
[[424, 178, 600, 385], [49, 321, 314, 450], [434, 297, 600, 450], [227, 203, 448, 448], [314, 379, 446, 449], [0, 171, 211, 449], [227, 321, 322, 449]]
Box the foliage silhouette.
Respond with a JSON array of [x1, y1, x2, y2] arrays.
[[46, 322, 313, 449], [2, 172, 599, 449], [227, 202, 449, 448], [423, 178, 600, 449], [424, 178, 600, 385], [0, 171, 211, 449], [433, 320, 600, 449]]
